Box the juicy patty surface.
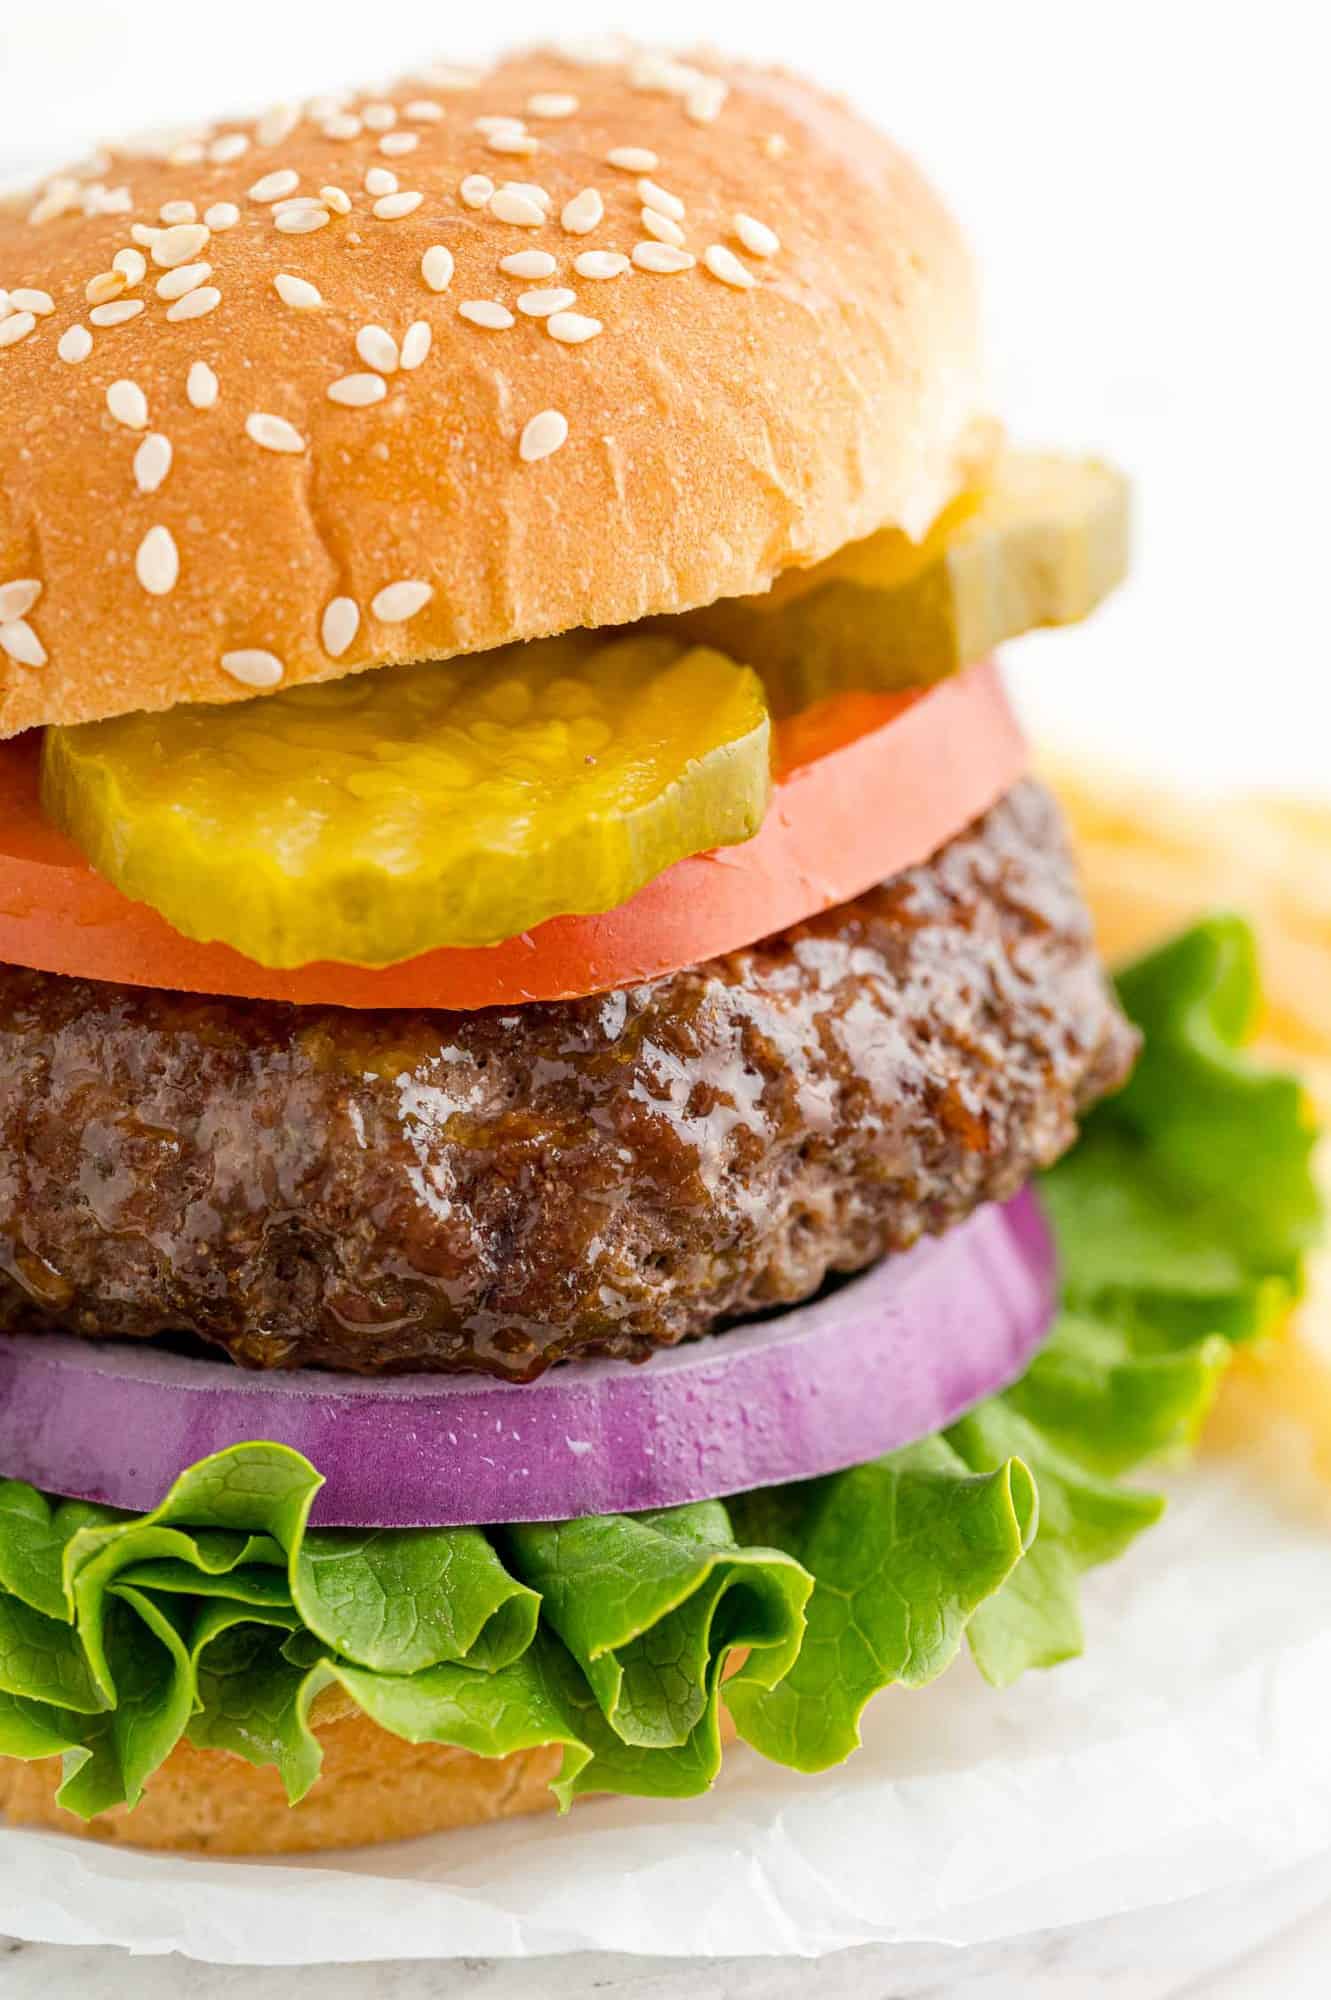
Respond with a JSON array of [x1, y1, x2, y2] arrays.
[[0, 780, 1136, 1379]]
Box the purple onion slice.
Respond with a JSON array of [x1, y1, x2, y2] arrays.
[[0, 1190, 1055, 1526]]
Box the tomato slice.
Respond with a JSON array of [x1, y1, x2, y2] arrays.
[[0, 660, 1024, 1008]]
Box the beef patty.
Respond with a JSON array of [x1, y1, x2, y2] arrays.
[[0, 780, 1136, 1379]]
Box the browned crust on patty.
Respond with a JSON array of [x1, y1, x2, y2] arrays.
[[0, 780, 1136, 1378]]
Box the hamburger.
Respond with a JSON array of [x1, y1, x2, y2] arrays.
[[0, 44, 1320, 1856]]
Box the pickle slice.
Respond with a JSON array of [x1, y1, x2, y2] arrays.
[[671, 452, 1130, 714], [41, 635, 771, 968]]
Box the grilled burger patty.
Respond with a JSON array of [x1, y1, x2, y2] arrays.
[[0, 781, 1136, 1380]]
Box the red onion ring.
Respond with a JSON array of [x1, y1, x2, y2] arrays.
[[0, 1192, 1055, 1527]]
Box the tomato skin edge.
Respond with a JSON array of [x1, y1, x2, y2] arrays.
[[0, 659, 1026, 1009]]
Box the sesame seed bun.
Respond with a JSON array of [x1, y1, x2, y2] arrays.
[[0, 45, 989, 737]]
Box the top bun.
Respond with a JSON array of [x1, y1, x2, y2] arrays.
[[0, 43, 989, 737]]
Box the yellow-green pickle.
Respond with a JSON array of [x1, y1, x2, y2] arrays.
[[42, 634, 771, 967], [673, 452, 1130, 713]]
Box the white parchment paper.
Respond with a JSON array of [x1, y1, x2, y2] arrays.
[[4, 1455, 1331, 1965]]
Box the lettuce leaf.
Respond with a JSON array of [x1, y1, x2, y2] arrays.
[[0, 919, 1320, 1817]]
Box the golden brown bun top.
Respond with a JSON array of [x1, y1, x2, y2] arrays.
[[0, 44, 988, 736]]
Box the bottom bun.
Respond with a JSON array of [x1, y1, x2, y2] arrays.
[[0, 1702, 565, 1855], [0, 1693, 740, 1856]]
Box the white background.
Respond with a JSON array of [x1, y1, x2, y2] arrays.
[[2, 1, 1327, 792], [1, 14, 1330, 1989]]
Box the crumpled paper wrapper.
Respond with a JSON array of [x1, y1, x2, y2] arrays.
[[4, 1454, 1331, 1964], [5, 777, 1331, 1963]]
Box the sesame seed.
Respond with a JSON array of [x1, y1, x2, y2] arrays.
[[152, 222, 211, 268], [421, 244, 454, 291], [372, 580, 433, 622], [58, 323, 94, 363], [133, 433, 173, 493], [130, 224, 162, 248], [187, 360, 219, 409], [112, 247, 147, 285], [637, 178, 685, 221], [246, 411, 306, 453], [209, 132, 250, 164], [373, 191, 423, 220], [255, 103, 300, 148], [517, 286, 576, 318], [86, 270, 127, 306], [361, 102, 397, 131], [166, 286, 221, 323], [322, 597, 360, 658], [90, 299, 146, 327], [629, 53, 703, 95], [474, 114, 525, 136], [632, 241, 695, 274], [527, 92, 578, 118], [89, 185, 133, 216], [0, 621, 46, 668], [686, 78, 728, 124], [500, 249, 557, 279], [419, 64, 480, 91], [356, 324, 400, 374], [487, 131, 540, 156], [399, 320, 432, 370], [404, 99, 444, 122], [135, 524, 179, 597], [704, 243, 756, 289], [560, 187, 603, 235], [547, 310, 602, 345], [489, 188, 545, 226], [460, 174, 494, 209], [500, 181, 551, 209], [327, 373, 387, 406], [274, 272, 322, 310], [640, 206, 686, 248], [204, 202, 240, 231], [458, 300, 514, 330], [0, 314, 37, 349], [320, 185, 352, 215], [275, 207, 330, 235], [0, 580, 40, 623], [159, 199, 198, 225], [272, 196, 326, 215], [364, 166, 398, 197], [248, 168, 300, 204], [379, 131, 419, 156], [168, 141, 206, 168], [9, 289, 54, 315], [28, 188, 77, 226], [252, 103, 295, 148], [519, 408, 568, 462], [574, 249, 630, 280], [606, 146, 658, 172], [322, 113, 362, 141], [734, 213, 780, 258], [221, 649, 284, 688], [155, 261, 211, 300]]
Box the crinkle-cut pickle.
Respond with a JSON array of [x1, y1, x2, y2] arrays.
[[670, 451, 1131, 714], [41, 635, 772, 970]]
